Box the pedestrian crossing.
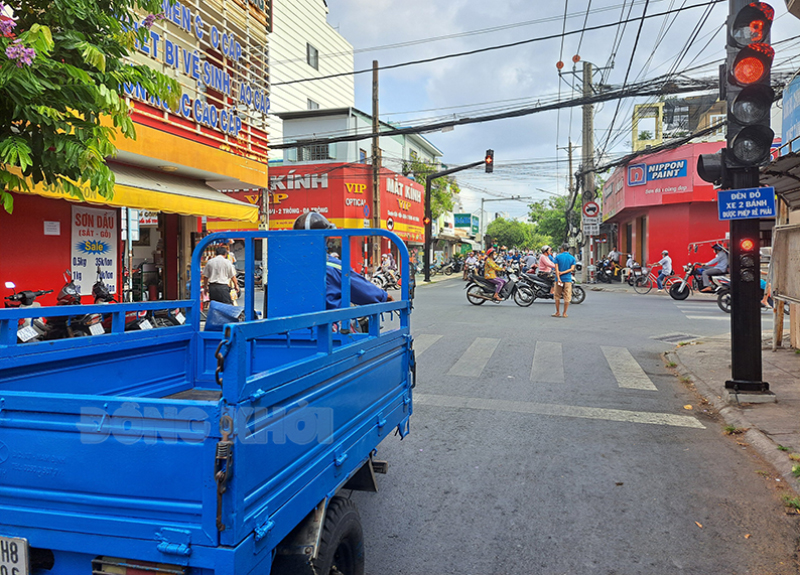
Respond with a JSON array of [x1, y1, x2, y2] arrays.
[[415, 335, 658, 391], [673, 299, 773, 322]]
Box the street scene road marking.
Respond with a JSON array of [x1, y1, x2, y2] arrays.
[[414, 393, 705, 429], [414, 334, 443, 357], [447, 337, 500, 377], [601, 346, 658, 391], [531, 341, 564, 383], [684, 315, 732, 321]]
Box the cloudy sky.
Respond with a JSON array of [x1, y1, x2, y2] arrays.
[[325, 0, 800, 220]]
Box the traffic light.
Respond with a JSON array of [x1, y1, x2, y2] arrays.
[[423, 216, 431, 225], [726, 2, 775, 168], [697, 1, 775, 185], [738, 236, 758, 282], [485, 149, 494, 173]]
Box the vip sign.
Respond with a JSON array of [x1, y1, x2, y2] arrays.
[[345, 182, 367, 194]]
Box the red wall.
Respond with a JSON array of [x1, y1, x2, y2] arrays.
[[1, 194, 78, 306]]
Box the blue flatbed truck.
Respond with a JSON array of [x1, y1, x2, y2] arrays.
[[0, 229, 414, 575]]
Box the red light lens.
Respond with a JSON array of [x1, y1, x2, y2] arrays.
[[741, 239, 755, 251], [734, 56, 765, 84]]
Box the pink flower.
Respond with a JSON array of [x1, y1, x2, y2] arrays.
[[5, 39, 34, 67], [0, 15, 16, 37], [142, 13, 165, 30]]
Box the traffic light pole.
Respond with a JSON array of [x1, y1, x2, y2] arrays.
[[423, 160, 485, 283], [727, 169, 768, 392]]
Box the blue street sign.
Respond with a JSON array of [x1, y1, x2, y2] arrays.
[[363, 204, 370, 217], [717, 187, 776, 221]]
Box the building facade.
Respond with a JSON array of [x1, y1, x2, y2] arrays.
[[0, 0, 269, 304], [267, 0, 354, 159]]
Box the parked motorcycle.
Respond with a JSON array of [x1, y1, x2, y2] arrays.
[[92, 267, 154, 332], [3, 282, 52, 343], [518, 272, 586, 305], [465, 272, 534, 306], [669, 263, 727, 301], [44, 270, 103, 339], [596, 259, 622, 283]]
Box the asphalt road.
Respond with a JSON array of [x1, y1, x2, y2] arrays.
[[354, 278, 799, 575]]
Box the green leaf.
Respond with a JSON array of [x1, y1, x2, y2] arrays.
[[0, 137, 33, 171], [2, 190, 13, 214], [77, 41, 106, 72]]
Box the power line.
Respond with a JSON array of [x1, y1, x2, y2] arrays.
[[272, 0, 725, 87]]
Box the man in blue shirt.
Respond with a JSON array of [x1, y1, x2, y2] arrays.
[[553, 243, 577, 318], [700, 244, 729, 293]]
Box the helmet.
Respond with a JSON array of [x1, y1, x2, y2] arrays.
[[662, 250, 669, 256], [486, 248, 495, 256], [712, 243, 724, 252], [542, 245, 550, 253], [293, 211, 336, 230]]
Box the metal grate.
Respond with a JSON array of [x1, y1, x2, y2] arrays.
[[651, 332, 699, 343]]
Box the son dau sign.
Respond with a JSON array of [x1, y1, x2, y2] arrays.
[[718, 187, 776, 221]]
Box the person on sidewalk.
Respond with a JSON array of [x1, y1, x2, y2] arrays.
[[654, 250, 673, 292], [483, 248, 505, 301], [203, 245, 239, 304], [553, 243, 576, 318], [700, 244, 728, 293]]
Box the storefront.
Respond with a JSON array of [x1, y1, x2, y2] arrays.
[[0, 0, 268, 304], [206, 163, 425, 271], [602, 142, 730, 268]]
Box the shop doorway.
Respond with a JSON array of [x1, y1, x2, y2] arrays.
[[638, 216, 648, 264]]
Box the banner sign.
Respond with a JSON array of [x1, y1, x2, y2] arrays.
[[454, 213, 472, 228], [628, 159, 688, 186], [71, 206, 118, 296], [718, 187, 776, 220]]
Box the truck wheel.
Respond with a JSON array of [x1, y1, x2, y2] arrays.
[[315, 497, 365, 575]]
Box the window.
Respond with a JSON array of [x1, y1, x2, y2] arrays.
[[709, 114, 726, 139], [359, 149, 367, 163], [299, 144, 334, 161], [306, 43, 319, 70], [307, 99, 320, 110]]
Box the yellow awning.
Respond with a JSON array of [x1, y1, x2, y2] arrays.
[[17, 164, 259, 222]]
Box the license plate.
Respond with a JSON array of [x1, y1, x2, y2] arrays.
[[17, 326, 38, 342], [139, 319, 153, 330], [175, 312, 185, 325], [0, 536, 29, 575], [89, 323, 105, 336]]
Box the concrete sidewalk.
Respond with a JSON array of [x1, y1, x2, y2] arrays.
[[667, 327, 800, 494]]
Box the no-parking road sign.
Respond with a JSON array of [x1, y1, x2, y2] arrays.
[[582, 201, 600, 218]]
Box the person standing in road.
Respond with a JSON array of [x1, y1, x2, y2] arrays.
[[700, 244, 729, 292], [553, 243, 576, 318], [203, 245, 239, 304], [654, 250, 673, 292]]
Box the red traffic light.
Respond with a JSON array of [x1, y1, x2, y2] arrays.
[[485, 149, 494, 174], [741, 238, 755, 251], [423, 217, 431, 225], [732, 43, 774, 85]]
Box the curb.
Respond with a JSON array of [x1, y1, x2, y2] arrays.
[[664, 348, 800, 496], [415, 275, 463, 287]]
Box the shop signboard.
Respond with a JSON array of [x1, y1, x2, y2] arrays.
[[125, 0, 271, 159], [454, 213, 472, 228], [718, 187, 776, 220], [71, 206, 118, 296], [471, 215, 480, 235], [782, 75, 800, 148]]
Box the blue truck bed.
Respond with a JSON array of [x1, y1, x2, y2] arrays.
[[0, 229, 414, 575]]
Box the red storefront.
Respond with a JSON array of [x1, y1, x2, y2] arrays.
[[602, 141, 730, 269], [209, 163, 425, 270]]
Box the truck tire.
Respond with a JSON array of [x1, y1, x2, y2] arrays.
[[315, 497, 365, 575]]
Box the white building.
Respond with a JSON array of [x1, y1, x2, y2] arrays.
[[267, 0, 355, 159], [277, 107, 442, 170]]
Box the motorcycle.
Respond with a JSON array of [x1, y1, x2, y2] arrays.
[[371, 266, 401, 290], [518, 271, 586, 305], [3, 282, 52, 343], [669, 263, 727, 301], [596, 259, 622, 283], [44, 270, 104, 339], [92, 267, 154, 332], [465, 271, 534, 307], [716, 277, 789, 315]]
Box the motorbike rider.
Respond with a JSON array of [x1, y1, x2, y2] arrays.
[[537, 245, 557, 294], [463, 251, 478, 280], [483, 247, 506, 302], [293, 211, 392, 308], [699, 244, 729, 293]]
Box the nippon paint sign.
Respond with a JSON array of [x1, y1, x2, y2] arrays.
[[627, 160, 688, 186]]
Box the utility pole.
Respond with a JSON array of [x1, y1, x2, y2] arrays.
[[558, 139, 578, 245], [581, 61, 595, 282], [371, 60, 381, 271]]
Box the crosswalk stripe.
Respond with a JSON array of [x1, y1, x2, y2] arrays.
[[414, 334, 443, 357], [601, 346, 658, 391], [684, 315, 731, 321], [414, 393, 705, 429], [530, 341, 564, 383], [447, 337, 500, 377]]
